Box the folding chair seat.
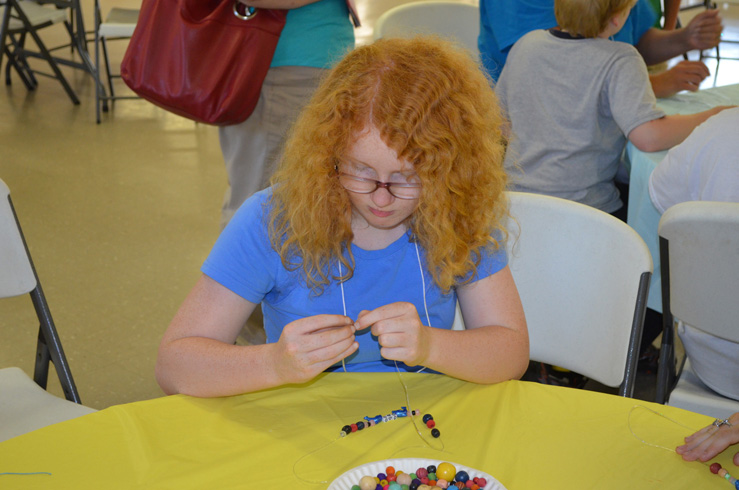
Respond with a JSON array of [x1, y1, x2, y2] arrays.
[[656, 201, 739, 417], [453, 192, 653, 397], [373, 1, 480, 56], [94, 0, 139, 123], [0, 177, 95, 442]]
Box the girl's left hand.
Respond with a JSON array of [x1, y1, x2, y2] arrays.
[[354, 302, 430, 366]]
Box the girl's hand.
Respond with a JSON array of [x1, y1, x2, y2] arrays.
[[274, 315, 357, 384], [354, 302, 430, 366], [676, 413, 739, 465]]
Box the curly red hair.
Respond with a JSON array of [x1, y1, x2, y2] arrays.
[[269, 36, 508, 293]]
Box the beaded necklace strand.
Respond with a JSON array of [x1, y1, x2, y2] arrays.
[[293, 241, 445, 484], [628, 405, 738, 488]]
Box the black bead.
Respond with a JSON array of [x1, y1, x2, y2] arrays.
[[426, 464, 437, 473], [409, 482, 419, 490], [341, 425, 352, 435], [422, 414, 434, 423], [356, 421, 365, 430], [431, 428, 440, 438]]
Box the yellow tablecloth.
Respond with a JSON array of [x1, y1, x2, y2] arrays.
[[0, 373, 732, 489]]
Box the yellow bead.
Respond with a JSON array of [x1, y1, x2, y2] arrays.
[[436, 462, 456, 482]]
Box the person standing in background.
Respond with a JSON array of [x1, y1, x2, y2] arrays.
[[219, 0, 356, 344], [219, 0, 356, 228], [478, 0, 721, 97]]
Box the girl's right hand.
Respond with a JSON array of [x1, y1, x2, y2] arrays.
[[273, 315, 357, 384]]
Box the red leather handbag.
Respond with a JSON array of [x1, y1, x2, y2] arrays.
[[121, 0, 287, 125]]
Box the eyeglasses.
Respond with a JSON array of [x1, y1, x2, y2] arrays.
[[337, 172, 421, 200]]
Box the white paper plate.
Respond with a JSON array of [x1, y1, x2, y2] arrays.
[[328, 458, 507, 490]]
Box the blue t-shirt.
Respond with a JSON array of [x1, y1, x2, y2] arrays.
[[201, 188, 508, 372], [271, 0, 355, 69], [478, 0, 658, 81]]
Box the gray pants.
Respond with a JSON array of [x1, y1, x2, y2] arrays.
[[218, 65, 326, 228]]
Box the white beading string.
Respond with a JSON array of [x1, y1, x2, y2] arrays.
[[338, 239, 431, 373]]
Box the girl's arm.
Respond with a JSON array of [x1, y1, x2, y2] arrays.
[[156, 274, 357, 397]]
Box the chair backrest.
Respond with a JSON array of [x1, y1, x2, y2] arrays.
[[372, 1, 480, 55], [658, 201, 739, 342], [505, 192, 652, 396], [0, 179, 37, 298], [0, 177, 82, 403]]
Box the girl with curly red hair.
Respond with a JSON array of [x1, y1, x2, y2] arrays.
[[156, 37, 528, 397]]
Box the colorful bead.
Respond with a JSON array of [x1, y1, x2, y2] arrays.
[[397, 474, 412, 485], [454, 471, 469, 484], [416, 468, 428, 479], [359, 475, 377, 490], [431, 428, 441, 438], [388, 483, 402, 490], [712, 464, 723, 474], [436, 462, 456, 482], [423, 414, 434, 424], [720, 469, 729, 478], [436, 479, 449, 489], [386, 466, 396, 476], [426, 419, 436, 429], [351, 423, 358, 432]]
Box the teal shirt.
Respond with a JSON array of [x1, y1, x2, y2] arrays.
[[271, 0, 355, 69]]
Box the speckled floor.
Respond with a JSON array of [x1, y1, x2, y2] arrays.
[[1, 0, 737, 409]]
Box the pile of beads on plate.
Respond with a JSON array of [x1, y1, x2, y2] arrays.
[[710, 462, 739, 489], [352, 462, 488, 490], [340, 407, 422, 437]]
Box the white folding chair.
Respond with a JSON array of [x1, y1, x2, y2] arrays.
[[372, 1, 480, 56], [93, 0, 139, 123], [655, 201, 739, 417], [0, 178, 95, 442], [454, 192, 653, 396]]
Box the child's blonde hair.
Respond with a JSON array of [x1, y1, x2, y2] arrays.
[[555, 0, 637, 38]]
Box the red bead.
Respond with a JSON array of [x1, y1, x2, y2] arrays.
[[711, 463, 722, 474], [386, 475, 396, 482], [476, 478, 487, 487], [426, 419, 436, 428], [350, 423, 357, 432], [386, 466, 395, 476]]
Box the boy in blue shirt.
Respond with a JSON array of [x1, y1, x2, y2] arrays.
[[479, 0, 721, 97]]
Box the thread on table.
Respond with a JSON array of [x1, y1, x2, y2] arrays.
[[0, 472, 52, 476], [627, 404, 699, 453]]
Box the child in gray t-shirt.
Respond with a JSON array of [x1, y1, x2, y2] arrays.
[[496, 0, 733, 214]]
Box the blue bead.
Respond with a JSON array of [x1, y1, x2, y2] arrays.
[[455, 471, 469, 483], [735, 480, 739, 490]]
